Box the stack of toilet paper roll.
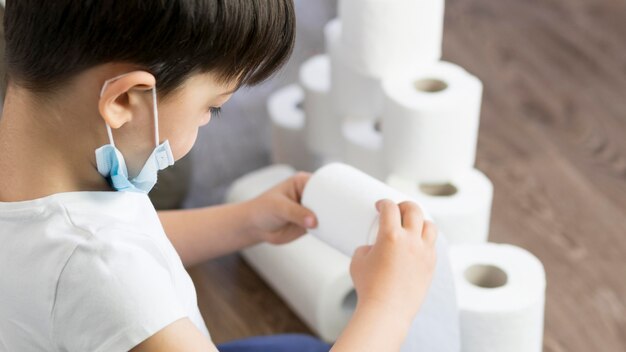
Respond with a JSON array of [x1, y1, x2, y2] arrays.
[[268, 0, 448, 174], [258, 0, 547, 350], [228, 164, 546, 351], [382, 61, 492, 246], [335, 0, 446, 181]]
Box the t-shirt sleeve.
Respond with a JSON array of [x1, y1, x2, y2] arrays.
[[51, 232, 188, 352]]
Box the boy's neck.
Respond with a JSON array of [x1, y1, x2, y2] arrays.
[[0, 86, 112, 202]]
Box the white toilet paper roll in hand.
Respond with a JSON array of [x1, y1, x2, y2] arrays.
[[382, 61, 483, 183], [267, 84, 322, 172], [387, 169, 494, 245], [226, 165, 355, 342], [302, 163, 415, 257], [342, 119, 385, 180], [299, 54, 343, 159], [339, 0, 444, 77], [450, 243, 546, 352], [325, 18, 383, 121], [301, 162, 461, 351]]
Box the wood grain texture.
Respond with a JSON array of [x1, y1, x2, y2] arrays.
[[190, 0, 626, 350]]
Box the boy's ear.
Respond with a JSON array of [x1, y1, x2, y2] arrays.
[[98, 71, 156, 129]]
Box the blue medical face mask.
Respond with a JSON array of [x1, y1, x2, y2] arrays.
[[95, 74, 175, 193]]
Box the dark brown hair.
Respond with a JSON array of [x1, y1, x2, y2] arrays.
[[3, 0, 296, 96]]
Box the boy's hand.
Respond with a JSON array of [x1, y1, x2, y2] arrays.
[[350, 200, 438, 324], [244, 172, 317, 245]]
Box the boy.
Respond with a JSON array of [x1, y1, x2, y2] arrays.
[[0, 1, 437, 351]]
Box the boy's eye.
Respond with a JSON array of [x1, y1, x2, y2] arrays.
[[209, 107, 222, 118]]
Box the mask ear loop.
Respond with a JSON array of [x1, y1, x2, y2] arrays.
[[100, 79, 116, 146], [151, 87, 160, 148]]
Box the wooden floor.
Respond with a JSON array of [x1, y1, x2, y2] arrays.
[[189, 0, 626, 350]]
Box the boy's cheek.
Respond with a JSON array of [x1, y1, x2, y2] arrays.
[[168, 128, 199, 161], [182, 134, 199, 161], [200, 112, 211, 126]]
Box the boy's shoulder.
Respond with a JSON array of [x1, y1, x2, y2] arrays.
[[0, 191, 170, 288], [0, 191, 182, 352]]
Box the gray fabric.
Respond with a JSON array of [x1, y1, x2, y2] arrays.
[[183, 0, 337, 208]]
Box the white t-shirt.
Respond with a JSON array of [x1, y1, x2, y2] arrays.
[[0, 191, 210, 351]]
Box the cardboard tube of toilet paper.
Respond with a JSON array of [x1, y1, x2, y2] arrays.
[[450, 243, 546, 352], [299, 55, 343, 159], [226, 165, 355, 342], [325, 18, 383, 121], [342, 119, 385, 180], [301, 163, 417, 256], [267, 84, 323, 172], [339, 0, 444, 77], [382, 61, 483, 183], [387, 169, 494, 245]]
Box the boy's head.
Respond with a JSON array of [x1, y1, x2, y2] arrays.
[[3, 0, 295, 176]]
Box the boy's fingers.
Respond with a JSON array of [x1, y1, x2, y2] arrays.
[[398, 201, 424, 231], [283, 198, 317, 229], [376, 199, 401, 237], [280, 224, 307, 242], [422, 221, 438, 245], [353, 245, 372, 258], [289, 172, 312, 201]]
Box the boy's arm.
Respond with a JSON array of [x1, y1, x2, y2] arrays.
[[151, 201, 436, 352], [129, 305, 411, 352], [158, 173, 316, 267], [158, 201, 260, 267], [331, 302, 414, 352], [130, 318, 218, 352]]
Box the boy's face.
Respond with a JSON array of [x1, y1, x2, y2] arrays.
[[156, 72, 237, 160]]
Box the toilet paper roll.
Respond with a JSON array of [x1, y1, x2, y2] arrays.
[[339, 0, 444, 77], [450, 243, 546, 352], [268, 84, 323, 172], [387, 169, 493, 245], [301, 163, 414, 257], [382, 61, 483, 183], [325, 18, 383, 121], [342, 119, 385, 180], [242, 237, 355, 343], [299, 55, 343, 159], [226, 165, 355, 342]]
